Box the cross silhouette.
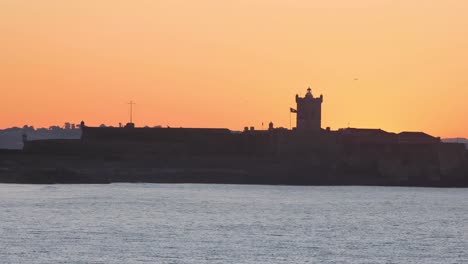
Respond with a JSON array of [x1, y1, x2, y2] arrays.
[[128, 101, 136, 123]]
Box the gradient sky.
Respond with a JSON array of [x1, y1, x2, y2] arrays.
[[1, 0, 467, 137]]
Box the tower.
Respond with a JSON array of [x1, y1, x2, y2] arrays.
[[295, 87, 323, 131]]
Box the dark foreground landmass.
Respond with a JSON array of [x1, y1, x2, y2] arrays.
[[1, 147, 467, 187], [1, 126, 467, 187]]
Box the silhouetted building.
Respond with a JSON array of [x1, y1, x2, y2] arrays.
[[11, 88, 468, 187], [295, 87, 323, 131]]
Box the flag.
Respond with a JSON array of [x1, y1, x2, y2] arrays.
[[290, 107, 297, 113]]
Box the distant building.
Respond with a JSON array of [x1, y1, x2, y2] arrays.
[[295, 87, 323, 131]]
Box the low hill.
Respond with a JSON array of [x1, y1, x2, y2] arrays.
[[0, 126, 81, 149], [443, 138, 468, 149]]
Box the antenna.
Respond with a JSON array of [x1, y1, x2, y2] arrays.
[[128, 101, 136, 123]]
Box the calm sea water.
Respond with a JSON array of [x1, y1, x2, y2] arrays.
[[0, 184, 467, 264]]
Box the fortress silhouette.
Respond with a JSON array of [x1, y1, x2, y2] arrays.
[[2, 88, 467, 186]]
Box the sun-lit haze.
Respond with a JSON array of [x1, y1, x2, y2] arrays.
[[1, 0, 467, 137]]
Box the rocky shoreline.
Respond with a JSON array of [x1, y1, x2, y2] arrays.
[[1, 150, 467, 187]]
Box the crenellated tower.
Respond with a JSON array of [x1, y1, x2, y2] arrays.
[[295, 87, 323, 131]]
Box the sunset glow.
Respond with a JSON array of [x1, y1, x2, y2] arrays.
[[1, 0, 467, 137]]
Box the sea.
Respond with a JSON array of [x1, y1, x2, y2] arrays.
[[0, 184, 467, 264]]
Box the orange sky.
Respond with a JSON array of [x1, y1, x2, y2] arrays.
[[1, 0, 467, 137]]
